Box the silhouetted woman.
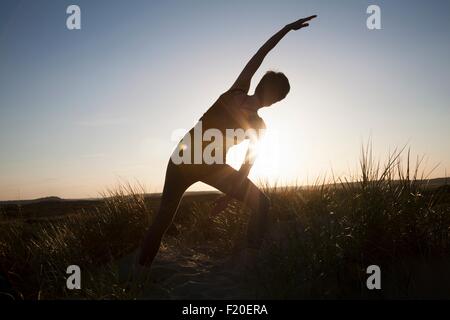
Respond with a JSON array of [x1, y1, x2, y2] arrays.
[[139, 15, 317, 266]]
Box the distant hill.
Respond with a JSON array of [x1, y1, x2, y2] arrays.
[[0, 191, 220, 206], [0, 178, 448, 206], [0, 196, 64, 206]]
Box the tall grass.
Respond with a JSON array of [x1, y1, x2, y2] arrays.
[[0, 183, 150, 299], [0, 144, 449, 299], [253, 144, 450, 298]]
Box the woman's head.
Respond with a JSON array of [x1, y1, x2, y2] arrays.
[[255, 71, 290, 107]]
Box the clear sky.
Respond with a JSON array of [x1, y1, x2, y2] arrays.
[[1, 0, 449, 200]]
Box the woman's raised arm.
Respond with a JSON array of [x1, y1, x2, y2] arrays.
[[230, 15, 317, 93]]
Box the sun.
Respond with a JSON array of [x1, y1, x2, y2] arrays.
[[226, 127, 282, 184]]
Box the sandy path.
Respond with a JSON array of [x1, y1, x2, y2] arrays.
[[117, 245, 257, 300]]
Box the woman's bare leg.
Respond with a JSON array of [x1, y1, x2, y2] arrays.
[[138, 164, 190, 266], [201, 164, 270, 249]]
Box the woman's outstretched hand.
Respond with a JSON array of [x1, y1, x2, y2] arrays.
[[287, 15, 317, 31]]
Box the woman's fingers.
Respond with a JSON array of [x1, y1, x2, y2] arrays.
[[302, 15, 317, 22], [289, 15, 316, 30], [291, 23, 310, 30]]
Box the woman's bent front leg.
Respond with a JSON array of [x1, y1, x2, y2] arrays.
[[201, 164, 271, 249]]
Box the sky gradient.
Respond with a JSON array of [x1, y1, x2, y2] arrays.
[[1, 0, 450, 200]]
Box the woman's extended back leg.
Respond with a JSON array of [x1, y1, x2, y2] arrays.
[[138, 164, 191, 266]]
